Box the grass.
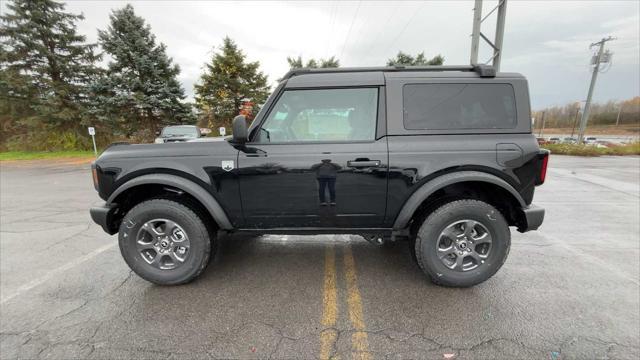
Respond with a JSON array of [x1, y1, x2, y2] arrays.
[[536, 123, 639, 136], [0, 150, 96, 161], [542, 142, 640, 156]]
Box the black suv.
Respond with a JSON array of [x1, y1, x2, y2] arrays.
[[154, 125, 202, 143], [90, 65, 548, 287]]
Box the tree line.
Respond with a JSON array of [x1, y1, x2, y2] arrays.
[[532, 97, 640, 131], [0, 0, 443, 151]]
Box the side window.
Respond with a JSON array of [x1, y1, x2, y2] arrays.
[[254, 88, 378, 143], [403, 83, 517, 130]]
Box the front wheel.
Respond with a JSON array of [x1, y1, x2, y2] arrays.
[[118, 199, 212, 285], [414, 199, 511, 287]]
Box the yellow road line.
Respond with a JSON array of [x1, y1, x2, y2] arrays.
[[344, 245, 371, 360], [320, 245, 338, 360]]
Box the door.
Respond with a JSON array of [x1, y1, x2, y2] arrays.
[[237, 87, 388, 229]]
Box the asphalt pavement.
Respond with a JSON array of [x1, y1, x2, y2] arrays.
[[1, 155, 639, 359]]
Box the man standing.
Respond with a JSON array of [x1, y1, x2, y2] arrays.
[[311, 159, 341, 206]]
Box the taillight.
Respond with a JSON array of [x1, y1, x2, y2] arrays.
[[536, 151, 549, 185], [91, 164, 99, 190]]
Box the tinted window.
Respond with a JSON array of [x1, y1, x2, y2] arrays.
[[255, 88, 378, 142], [161, 126, 199, 137], [403, 84, 517, 130]]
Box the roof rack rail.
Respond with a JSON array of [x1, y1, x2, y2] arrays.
[[280, 64, 496, 81]]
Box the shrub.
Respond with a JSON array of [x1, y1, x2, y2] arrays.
[[542, 142, 640, 156], [6, 130, 92, 151]]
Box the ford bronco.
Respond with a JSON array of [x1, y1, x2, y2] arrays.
[[90, 65, 548, 287]]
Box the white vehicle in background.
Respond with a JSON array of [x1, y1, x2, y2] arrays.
[[584, 137, 597, 145], [154, 125, 203, 143]]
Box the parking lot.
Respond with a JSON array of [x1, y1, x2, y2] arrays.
[[1, 155, 639, 359]]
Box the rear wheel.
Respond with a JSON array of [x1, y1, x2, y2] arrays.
[[414, 199, 510, 287], [118, 199, 212, 285]]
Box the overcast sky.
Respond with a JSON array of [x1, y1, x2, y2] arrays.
[[6, 0, 639, 109]]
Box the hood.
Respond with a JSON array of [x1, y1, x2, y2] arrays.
[[96, 139, 233, 163]]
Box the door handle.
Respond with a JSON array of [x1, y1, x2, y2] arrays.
[[347, 160, 381, 168]]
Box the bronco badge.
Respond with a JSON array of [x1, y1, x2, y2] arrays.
[[221, 160, 234, 172]]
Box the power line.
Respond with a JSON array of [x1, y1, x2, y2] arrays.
[[346, 7, 373, 61], [325, 1, 337, 58], [340, 0, 362, 61], [384, 2, 426, 55], [365, 6, 399, 59]]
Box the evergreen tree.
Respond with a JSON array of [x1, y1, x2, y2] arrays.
[[387, 51, 444, 66], [287, 56, 340, 69], [92, 4, 193, 138], [195, 37, 269, 130], [0, 0, 100, 148]]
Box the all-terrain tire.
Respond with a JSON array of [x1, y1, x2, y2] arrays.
[[118, 198, 213, 285], [415, 199, 510, 287]]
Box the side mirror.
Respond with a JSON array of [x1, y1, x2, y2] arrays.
[[232, 115, 248, 143]]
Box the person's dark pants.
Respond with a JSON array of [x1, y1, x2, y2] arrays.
[[318, 178, 336, 203]]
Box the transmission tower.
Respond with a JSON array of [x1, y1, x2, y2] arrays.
[[577, 36, 615, 143], [470, 0, 508, 71]]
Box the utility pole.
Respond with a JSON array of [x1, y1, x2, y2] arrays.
[[571, 107, 580, 138], [577, 36, 615, 143], [539, 111, 546, 137], [470, 0, 508, 71], [616, 103, 623, 126]]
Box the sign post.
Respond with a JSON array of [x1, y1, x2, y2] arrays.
[[219, 127, 226, 136], [88, 127, 97, 156]]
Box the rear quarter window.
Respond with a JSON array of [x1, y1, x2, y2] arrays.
[[403, 83, 517, 130]]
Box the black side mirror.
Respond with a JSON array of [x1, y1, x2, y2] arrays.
[[232, 115, 248, 143]]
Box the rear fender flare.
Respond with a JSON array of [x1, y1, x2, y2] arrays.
[[107, 173, 233, 230], [392, 171, 526, 230]]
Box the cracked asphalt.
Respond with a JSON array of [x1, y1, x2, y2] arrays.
[[1, 155, 639, 359]]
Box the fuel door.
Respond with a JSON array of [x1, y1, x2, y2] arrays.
[[496, 143, 523, 167]]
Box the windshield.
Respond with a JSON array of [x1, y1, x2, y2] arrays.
[[161, 126, 199, 137]]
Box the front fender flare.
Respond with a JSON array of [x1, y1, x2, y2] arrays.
[[107, 173, 233, 230], [392, 171, 526, 230]]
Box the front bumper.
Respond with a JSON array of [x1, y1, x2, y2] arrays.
[[90, 202, 119, 235], [519, 204, 545, 232]]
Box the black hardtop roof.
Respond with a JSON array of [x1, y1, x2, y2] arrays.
[[281, 64, 497, 81]]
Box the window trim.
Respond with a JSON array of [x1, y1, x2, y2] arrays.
[[401, 82, 518, 131], [247, 86, 383, 145]]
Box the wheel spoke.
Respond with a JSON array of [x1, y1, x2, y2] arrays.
[[441, 227, 461, 241], [453, 254, 465, 269], [142, 222, 163, 237], [472, 231, 492, 244], [469, 252, 484, 263], [463, 220, 477, 237], [152, 253, 163, 266], [164, 220, 179, 238], [136, 240, 155, 250], [169, 251, 186, 263], [437, 246, 456, 258]]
